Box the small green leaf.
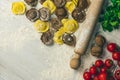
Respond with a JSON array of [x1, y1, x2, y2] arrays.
[[110, 21, 119, 27], [104, 12, 109, 20], [111, 0, 116, 4], [116, 1, 120, 6], [102, 21, 108, 27], [118, 12, 120, 19], [102, 21, 113, 32]]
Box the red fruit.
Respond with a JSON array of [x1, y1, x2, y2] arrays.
[[95, 60, 104, 67], [112, 52, 120, 61], [93, 76, 99, 80], [107, 43, 117, 52], [98, 72, 107, 80], [118, 61, 120, 67], [105, 59, 113, 68], [101, 67, 107, 73], [114, 70, 120, 80], [89, 66, 97, 75], [83, 72, 91, 80]]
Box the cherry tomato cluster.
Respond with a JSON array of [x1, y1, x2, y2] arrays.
[[83, 59, 115, 80], [107, 43, 120, 67]]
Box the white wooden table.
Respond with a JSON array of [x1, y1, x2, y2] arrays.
[[0, 0, 120, 80]]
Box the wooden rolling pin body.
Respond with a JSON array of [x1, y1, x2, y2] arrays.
[[74, 0, 104, 55]]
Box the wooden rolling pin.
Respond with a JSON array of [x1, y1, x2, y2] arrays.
[[70, 0, 104, 69], [75, 0, 104, 55]]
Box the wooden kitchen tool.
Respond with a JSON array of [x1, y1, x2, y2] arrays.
[[75, 0, 104, 55], [70, 0, 104, 69]]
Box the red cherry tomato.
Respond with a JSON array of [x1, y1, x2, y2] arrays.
[[118, 61, 120, 67], [89, 66, 97, 75], [83, 72, 91, 80], [93, 76, 99, 80], [105, 59, 113, 68], [95, 60, 104, 67], [114, 70, 120, 80], [98, 72, 107, 80], [107, 43, 117, 52], [100, 67, 107, 73], [112, 52, 120, 61]]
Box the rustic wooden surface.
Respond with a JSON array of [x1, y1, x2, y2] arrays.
[[0, 0, 120, 80]]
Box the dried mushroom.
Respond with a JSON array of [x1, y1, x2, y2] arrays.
[[26, 8, 40, 22], [39, 7, 50, 21], [53, 0, 66, 8], [95, 35, 105, 47], [55, 7, 68, 20], [62, 33, 76, 46], [24, 0, 38, 7], [91, 45, 103, 57], [41, 30, 54, 45], [50, 18, 62, 31]]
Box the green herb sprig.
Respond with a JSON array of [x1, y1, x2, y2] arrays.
[[99, 0, 120, 32]]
